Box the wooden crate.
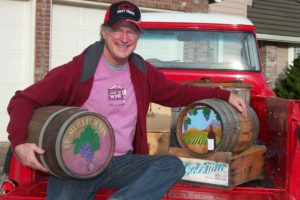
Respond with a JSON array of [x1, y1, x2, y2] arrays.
[[147, 103, 171, 132], [169, 145, 266, 190], [146, 103, 171, 155], [147, 132, 170, 155]]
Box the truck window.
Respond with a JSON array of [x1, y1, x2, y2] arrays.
[[136, 29, 260, 71]]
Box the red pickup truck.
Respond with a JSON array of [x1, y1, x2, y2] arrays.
[[2, 12, 300, 200]]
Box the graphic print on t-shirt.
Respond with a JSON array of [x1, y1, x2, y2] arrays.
[[108, 84, 127, 106]]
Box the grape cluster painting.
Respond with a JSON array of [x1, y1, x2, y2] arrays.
[[79, 143, 94, 161], [72, 125, 100, 162]]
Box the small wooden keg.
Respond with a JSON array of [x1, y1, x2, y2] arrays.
[[176, 99, 259, 158], [27, 106, 115, 179]]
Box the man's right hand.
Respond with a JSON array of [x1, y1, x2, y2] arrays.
[[14, 143, 48, 173]]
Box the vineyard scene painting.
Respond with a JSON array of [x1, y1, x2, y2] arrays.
[[181, 106, 223, 154]]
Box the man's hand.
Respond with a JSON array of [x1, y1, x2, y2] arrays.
[[14, 143, 48, 173], [228, 92, 248, 118]]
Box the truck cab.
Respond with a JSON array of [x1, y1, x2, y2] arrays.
[[2, 12, 300, 200], [137, 12, 275, 97]]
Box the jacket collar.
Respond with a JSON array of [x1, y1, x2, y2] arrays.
[[80, 41, 146, 82]]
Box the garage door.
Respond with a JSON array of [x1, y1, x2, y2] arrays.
[[0, 0, 33, 142], [51, 3, 106, 69]]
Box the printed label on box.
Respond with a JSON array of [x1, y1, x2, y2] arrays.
[[180, 157, 229, 186]]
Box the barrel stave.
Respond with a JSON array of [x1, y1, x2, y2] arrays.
[[42, 107, 81, 177]]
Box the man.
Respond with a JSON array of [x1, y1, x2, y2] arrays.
[[7, 1, 247, 199]]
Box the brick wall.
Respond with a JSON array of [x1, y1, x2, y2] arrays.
[[260, 44, 277, 89], [259, 41, 290, 90], [184, 41, 210, 62], [35, 0, 51, 82], [0, 142, 10, 180]]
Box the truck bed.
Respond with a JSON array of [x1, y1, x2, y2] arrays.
[[2, 97, 300, 200]]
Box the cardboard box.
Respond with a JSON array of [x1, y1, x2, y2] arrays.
[[169, 145, 266, 189]]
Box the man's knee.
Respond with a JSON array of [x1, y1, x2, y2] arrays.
[[155, 154, 185, 177]]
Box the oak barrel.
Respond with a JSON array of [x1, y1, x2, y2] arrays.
[[176, 99, 259, 158], [170, 82, 252, 148], [27, 106, 115, 179]]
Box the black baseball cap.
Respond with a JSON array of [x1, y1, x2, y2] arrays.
[[103, 1, 142, 31]]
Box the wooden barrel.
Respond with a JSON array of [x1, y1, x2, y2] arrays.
[[176, 99, 259, 158], [27, 106, 115, 179], [170, 81, 253, 148]]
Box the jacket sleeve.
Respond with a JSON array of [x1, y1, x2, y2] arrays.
[[146, 62, 230, 107], [7, 61, 81, 150]]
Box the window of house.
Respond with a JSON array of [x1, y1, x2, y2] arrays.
[[295, 46, 300, 59]]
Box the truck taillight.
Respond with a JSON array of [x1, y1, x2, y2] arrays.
[[0, 180, 18, 196]]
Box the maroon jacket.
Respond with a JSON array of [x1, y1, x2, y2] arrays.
[[7, 41, 230, 153]]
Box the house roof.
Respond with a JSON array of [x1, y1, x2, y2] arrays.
[[247, 0, 300, 38]]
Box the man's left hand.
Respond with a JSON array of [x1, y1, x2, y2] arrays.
[[228, 92, 248, 118]]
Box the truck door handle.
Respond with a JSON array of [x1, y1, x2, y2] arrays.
[[201, 77, 211, 82]]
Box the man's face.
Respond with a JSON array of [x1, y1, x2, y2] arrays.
[[102, 22, 140, 66]]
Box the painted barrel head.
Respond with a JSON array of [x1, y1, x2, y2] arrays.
[[177, 103, 223, 157], [59, 114, 114, 178]]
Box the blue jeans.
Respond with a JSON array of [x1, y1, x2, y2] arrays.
[[46, 153, 185, 200]]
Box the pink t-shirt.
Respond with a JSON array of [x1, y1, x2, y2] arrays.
[[81, 56, 137, 156]]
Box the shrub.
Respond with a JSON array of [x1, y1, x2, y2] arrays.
[[274, 56, 300, 100]]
